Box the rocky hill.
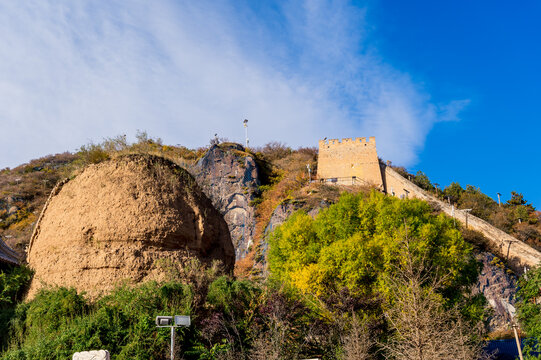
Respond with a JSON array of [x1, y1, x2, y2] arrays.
[[26, 154, 234, 298], [0, 139, 532, 334]]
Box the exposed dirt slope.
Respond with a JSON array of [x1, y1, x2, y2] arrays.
[[27, 154, 234, 298]]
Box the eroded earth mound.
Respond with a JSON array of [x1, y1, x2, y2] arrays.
[[27, 154, 234, 298]]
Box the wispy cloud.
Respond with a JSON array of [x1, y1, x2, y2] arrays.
[[437, 99, 471, 122], [0, 0, 467, 169]]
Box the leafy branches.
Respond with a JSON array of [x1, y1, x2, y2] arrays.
[[382, 241, 490, 360], [268, 191, 479, 303]]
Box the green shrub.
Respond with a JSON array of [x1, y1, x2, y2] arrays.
[[2, 281, 194, 360], [513, 266, 541, 359], [0, 266, 32, 309]]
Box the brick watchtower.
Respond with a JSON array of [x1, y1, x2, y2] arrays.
[[317, 137, 384, 188]]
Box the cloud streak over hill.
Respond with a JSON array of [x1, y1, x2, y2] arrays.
[[0, 1, 467, 168]]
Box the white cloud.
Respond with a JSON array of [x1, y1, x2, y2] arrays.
[[0, 0, 467, 169], [437, 99, 471, 122]]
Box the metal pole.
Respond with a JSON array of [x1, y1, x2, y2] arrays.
[[497, 193, 502, 207], [171, 326, 175, 360], [243, 119, 249, 147], [513, 324, 524, 360]]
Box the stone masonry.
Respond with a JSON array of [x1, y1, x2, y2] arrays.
[[318, 137, 384, 187]]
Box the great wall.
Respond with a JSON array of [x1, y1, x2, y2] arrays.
[[318, 137, 541, 273]]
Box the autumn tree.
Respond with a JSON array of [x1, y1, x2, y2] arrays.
[[505, 191, 537, 224], [340, 314, 373, 360], [382, 241, 490, 360], [458, 185, 498, 221], [268, 191, 480, 305], [443, 182, 464, 204], [412, 171, 434, 191]]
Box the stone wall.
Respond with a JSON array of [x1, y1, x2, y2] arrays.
[[317, 137, 383, 188], [381, 164, 541, 273]]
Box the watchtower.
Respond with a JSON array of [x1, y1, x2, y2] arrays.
[[317, 137, 384, 188]]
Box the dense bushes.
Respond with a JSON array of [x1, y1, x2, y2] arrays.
[[0, 267, 342, 359], [0, 265, 32, 350], [268, 191, 480, 304]]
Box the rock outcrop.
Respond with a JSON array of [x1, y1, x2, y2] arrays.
[[0, 235, 20, 266], [264, 199, 328, 235], [473, 252, 518, 333], [193, 144, 259, 260], [27, 154, 234, 298]]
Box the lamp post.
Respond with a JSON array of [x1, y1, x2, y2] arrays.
[[243, 119, 249, 147], [156, 315, 191, 360], [463, 208, 472, 229], [497, 192, 502, 207], [512, 323, 525, 360]]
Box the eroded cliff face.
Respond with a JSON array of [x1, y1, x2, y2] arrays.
[[193, 144, 259, 260], [27, 154, 234, 298]]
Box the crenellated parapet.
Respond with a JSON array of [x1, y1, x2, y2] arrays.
[[317, 136, 383, 188], [319, 136, 376, 148]]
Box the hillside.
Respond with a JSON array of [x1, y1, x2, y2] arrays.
[[0, 153, 76, 252], [0, 136, 539, 358]]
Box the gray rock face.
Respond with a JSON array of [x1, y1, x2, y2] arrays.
[[473, 252, 518, 332], [193, 144, 260, 260], [265, 202, 303, 236]]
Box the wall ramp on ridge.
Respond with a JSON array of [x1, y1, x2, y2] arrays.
[[381, 165, 541, 274]]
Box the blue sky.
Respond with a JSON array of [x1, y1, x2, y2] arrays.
[[370, 0, 541, 207], [0, 1, 539, 207]]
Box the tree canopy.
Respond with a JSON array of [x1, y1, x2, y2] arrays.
[[268, 191, 480, 303]]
